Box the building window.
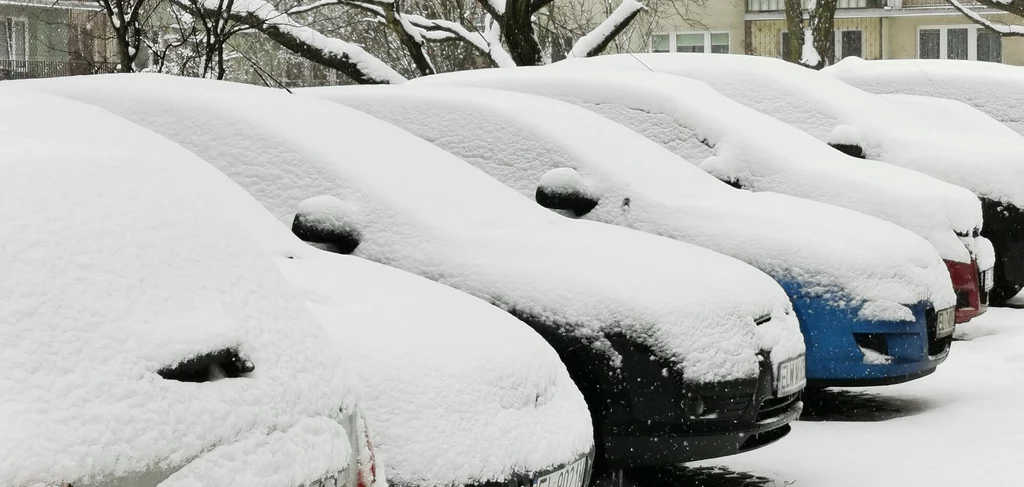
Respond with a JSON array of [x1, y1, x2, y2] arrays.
[[838, 30, 863, 59], [920, 28, 941, 59], [676, 33, 705, 53], [978, 30, 1002, 63], [947, 28, 969, 60], [0, 17, 28, 64], [651, 34, 670, 53], [651, 32, 730, 54], [918, 25, 1001, 62]]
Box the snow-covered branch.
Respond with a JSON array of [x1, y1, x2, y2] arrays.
[[405, 14, 517, 67], [565, 0, 645, 58], [948, 0, 1024, 35], [183, 0, 406, 83]]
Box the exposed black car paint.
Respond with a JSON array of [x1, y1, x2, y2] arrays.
[[535, 185, 600, 217], [981, 198, 1024, 305], [512, 311, 800, 471], [158, 348, 254, 382], [292, 213, 362, 254]]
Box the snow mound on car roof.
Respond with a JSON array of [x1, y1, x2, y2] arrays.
[[825, 58, 1024, 137], [0, 92, 357, 486], [312, 85, 955, 314], [281, 255, 593, 486], [556, 53, 1024, 208], [409, 65, 980, 266], [15, 73, 802, 383], [0, 85, 594, 486]]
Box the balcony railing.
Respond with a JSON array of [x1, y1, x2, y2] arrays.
[[747, 0, 938, 12], [0, 60, 119, 81]]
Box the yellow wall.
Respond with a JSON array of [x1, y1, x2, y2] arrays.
[[747, 17, 882, 59], [638, 0, 747, 54], [884, 13, 1024, 65]]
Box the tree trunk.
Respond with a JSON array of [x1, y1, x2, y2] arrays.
[[811, 0, 837, 68], [783, 0, 803, 64], [501, 0, 544, 66]]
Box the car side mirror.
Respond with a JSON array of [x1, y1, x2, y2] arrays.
[[827, 124, 866, 159], [292, 195, 362, 254], [535, 168, 599, 217]]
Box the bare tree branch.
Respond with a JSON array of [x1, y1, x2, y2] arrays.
[[565, 0, 644, 58], [948, 0, 1024, 35], [177, 0, 406, 83]]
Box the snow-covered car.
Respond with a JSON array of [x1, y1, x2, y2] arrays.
[[557, 53, 1020, 306], [412, 65, 991, 325], [16, 74, 807, 475], [824, 57, 1024, 136], [0, 86, 596, 487], [312, 84, 957, 388], [0, 97, 376, 486]]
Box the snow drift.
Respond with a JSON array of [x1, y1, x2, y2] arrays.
[[310, 84, 955, 315], [410, 64, 982, 266], [825, 57, 1024, 137], [0, 85, 594, 487], [13, 73, 804, 384], [0, 91, 360, 487], [557, 53, 1024, 211]]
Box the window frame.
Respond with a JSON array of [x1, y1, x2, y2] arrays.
[[650, 31, 731, 54], [916, 24, 1001, 62], [1, 16, 29, 67], [835, 29, 863, 60]]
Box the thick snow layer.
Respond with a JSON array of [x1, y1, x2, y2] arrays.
[[690, 307, 1024, 486], [880, 93, 1021, 139], [410, 65, 982, 264], [0, 94, 359, 486], [281, 255, 593, 486], [12, 73, 803, 384], [825, 58, 1024, 136], [556, 53, 1024, 209], [976, 236, 996, 272], [0, 86, 594, 487], [312, 85, 955, 314]]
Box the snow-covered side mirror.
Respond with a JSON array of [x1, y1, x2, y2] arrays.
[[535, 168, 599, 217], [827, 124, 866, 159], [292, 195, 362, 254]]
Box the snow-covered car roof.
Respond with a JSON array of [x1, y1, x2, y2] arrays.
[[15, 73, 803, 383], [410, 66, 982, 264], [557, 53, 1024, 209], [0, 84, 594, 487], [312, 85, 955, 317], [879, 93, 1021, 140], [824, 58, 1024, 137], [0, 91, 361, 487]]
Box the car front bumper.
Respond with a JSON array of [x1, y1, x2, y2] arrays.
[[780, 283, 951, 387], [946, 258, 989, 324]]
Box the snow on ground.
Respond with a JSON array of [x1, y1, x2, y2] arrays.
[[313, 84, 954, 317], [411, 66, 982, 265], [13, 73, 804, 384], [825, 58, 1024, 137], [560, 53, 1024, 211], [692, 307, 1024, 487]]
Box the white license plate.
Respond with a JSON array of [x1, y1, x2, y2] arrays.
[[776, 356, 806, 397], [982, 268, 994, 291], [936, 307, 956, 339], [533, 455, 588, 487]]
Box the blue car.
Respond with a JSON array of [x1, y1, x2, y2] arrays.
[[313, 82, 958, 387]]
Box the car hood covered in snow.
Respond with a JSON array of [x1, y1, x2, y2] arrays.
[[0, 85, 594, 487], [558, 53, 1024, 211], [311, 85, 955, 318], [15, 73, 804, 384], [824, 57, 1024, 137], [412, 65, 982, 265], [0, 92, 359, 487]]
